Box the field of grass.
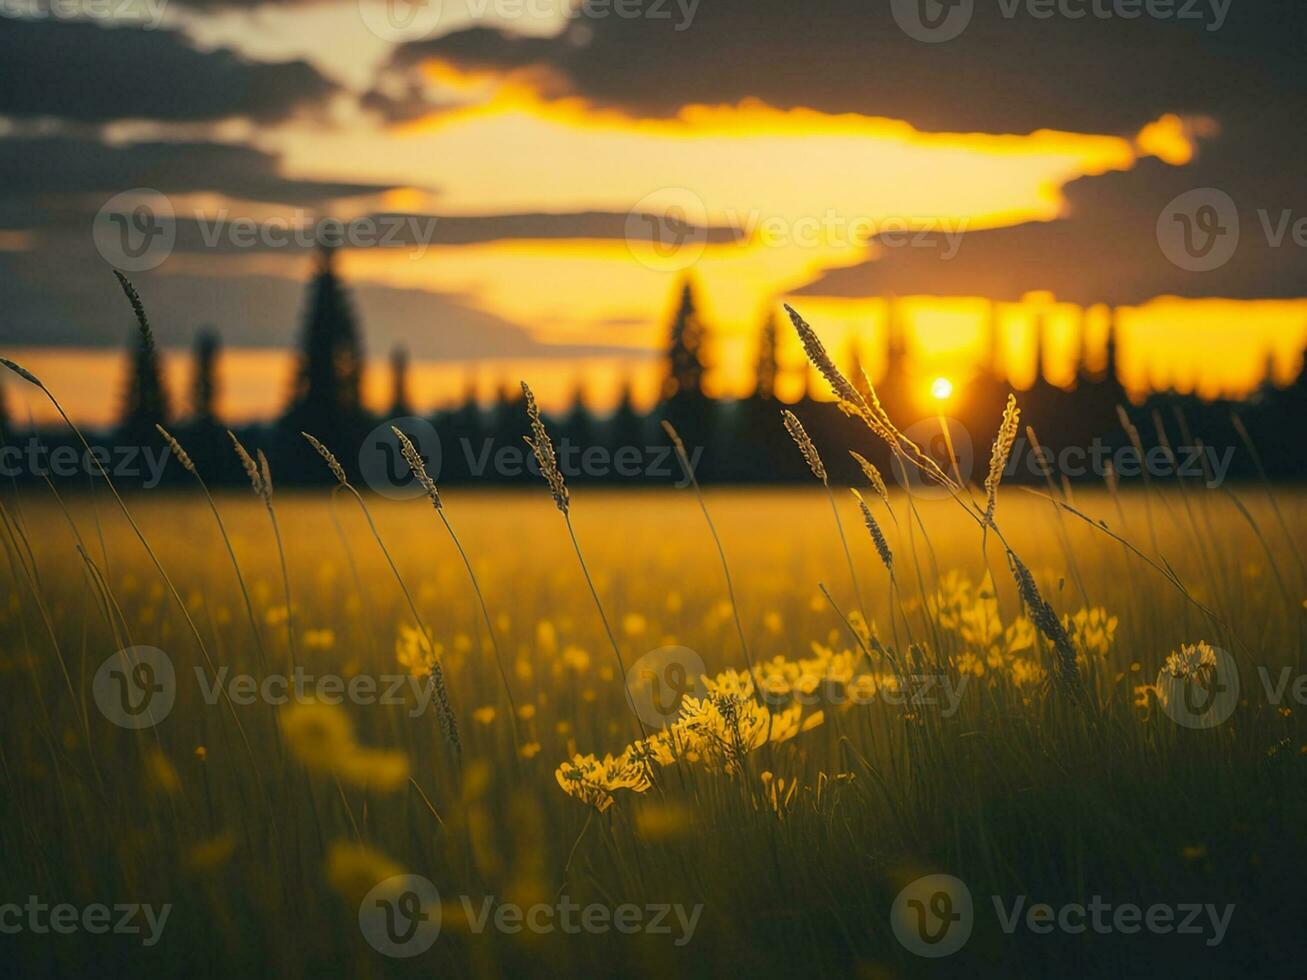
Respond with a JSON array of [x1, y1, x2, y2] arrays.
[[1, 476, 1304, 977]]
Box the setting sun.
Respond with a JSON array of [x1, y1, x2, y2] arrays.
[[930, 376, 955, 401]]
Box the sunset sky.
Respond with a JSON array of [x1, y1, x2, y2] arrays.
[[2, 1, 1306, 425]]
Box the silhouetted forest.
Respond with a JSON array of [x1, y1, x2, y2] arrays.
[[3, 248, 1304, 491]]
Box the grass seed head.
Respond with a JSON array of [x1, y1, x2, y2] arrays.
[[256, 450, 273, 499], [113, 270, 156, 357], [0, 356, 43, 387], [660, 419, 686, 456], [849, 451, 890, 506], [784, 304, 867, 412], [1007, 550, 1082, 693], [852, 489, 893, 572], [300, 432, 347, 487], [984, 394, 1021, 526], [228, 431, 267, 500], [660, 420, 698, 482], [391, 425, 441, 509], [155, 424, 196, 476], [521, 380, 569, 515], [786, 305, 956, 494], [781, 409, 826, 484]]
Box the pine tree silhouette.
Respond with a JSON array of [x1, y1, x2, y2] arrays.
[[182, 326, 233, 483], [969, 299, 1014, 435], [1072, 307, 1094, 390], [1023, 310, 1061, 422], [491, 379, 521, 435], [563, 378, 594, 457], [736, 308, 786, 481], [287, 245, 365, 441], [663, 278, 707, 400], [876, 295, 912, 415], [388, 345, 413, 418], [610, 373, 644, 461], [659, 279, 715, 474], [119, 314, 170, 445], [192, 327, 220, 423], [441, 371, 483, 481], [844, 333, 866, 394], [754, 309, 780, 401]]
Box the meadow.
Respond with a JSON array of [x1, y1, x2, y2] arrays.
[[1, 462, 1304, 976]]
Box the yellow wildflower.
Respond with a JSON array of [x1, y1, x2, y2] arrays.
[[325, 841, 403, 902]]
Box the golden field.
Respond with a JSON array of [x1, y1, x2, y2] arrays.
[[1, 484, 1304, 978]]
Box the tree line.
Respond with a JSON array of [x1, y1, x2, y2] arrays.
[[2, 248, 1303, 489]]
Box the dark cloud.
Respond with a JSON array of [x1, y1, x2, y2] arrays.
[[382, 5, 1307, 134], [359, 85, 451, 125], [0, 15, 341, 123], [796, 116, 1307, 305], [165, 0, 337, 6], [375, 3, 1307, 305], [0, 249, 639, 361], [7, 191, 737, 256], [388, 25, 559, 74], [0, 189, 733, 366], [346, 210, 741, 247], [0, 136, 397, 231]]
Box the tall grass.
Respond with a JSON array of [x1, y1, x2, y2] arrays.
[[388, 425, 522, 754], [0, 306, 1302, 978], [300, 431, 461, 758], [521, 380, 649, 744]]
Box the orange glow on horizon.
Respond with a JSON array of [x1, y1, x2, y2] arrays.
[[7, 293, 1303, 427]]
